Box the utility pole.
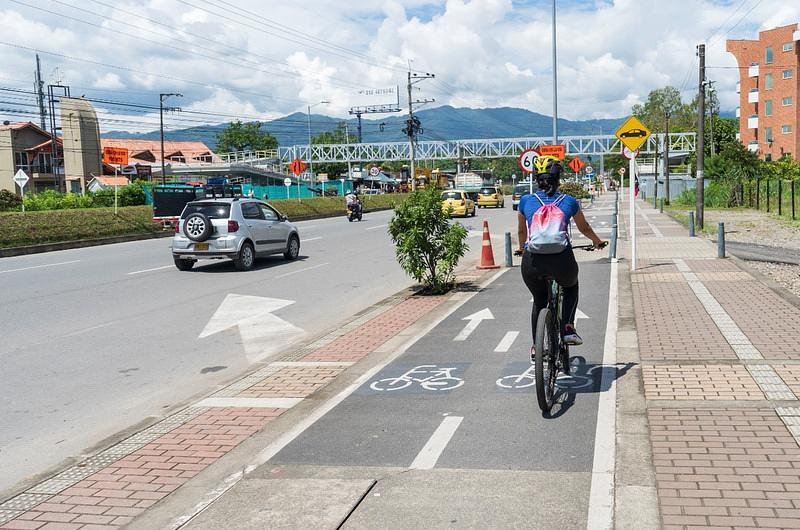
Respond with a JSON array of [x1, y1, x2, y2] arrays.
[[696, 44, 706, 229], [344, 122, 353, 180], [34, 54, 47, 130], [348, 103, 401, 144], [551, 0, 559, 143], [664, 111, 671, 204], [406, 69, 435, 191], [159, 93, 182, 184]]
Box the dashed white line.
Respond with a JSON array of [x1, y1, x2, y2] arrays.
[[365, 224, 388, 231], [0, 259, 80, 274], [409, 416, 464, 470], [127, 265, 173, 275], [494, 331, 519, 353], [303, 237, 323, 242], [274, 262, 330, 279]]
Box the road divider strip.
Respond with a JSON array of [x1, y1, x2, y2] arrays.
[[494, 331, 519, 353], [0, 259, 80, 274], [409, 416, 464, 470]]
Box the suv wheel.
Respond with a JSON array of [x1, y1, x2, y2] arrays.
[[284, 235, 300, 260], [234, 242, 255, 271], [184, 213, 212, 242], [173, 257, 195, 271]]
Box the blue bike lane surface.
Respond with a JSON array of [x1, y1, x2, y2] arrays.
[[242, 252, 614, 528]]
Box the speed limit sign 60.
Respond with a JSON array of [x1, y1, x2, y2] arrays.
[[517, 148, 539, 173]]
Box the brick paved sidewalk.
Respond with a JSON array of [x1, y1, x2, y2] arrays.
[[622, 195, 800, 530], [0, 272, 494, 529]]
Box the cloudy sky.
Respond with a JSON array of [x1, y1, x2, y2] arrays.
[[0, 0, 798, 135]]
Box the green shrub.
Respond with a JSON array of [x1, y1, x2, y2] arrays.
[[0, 189, 22, 211], [559, 181, 589, 200], [673, 181, 734, 208], [388, 188, 469, 294], [0, 205, 161, 248]]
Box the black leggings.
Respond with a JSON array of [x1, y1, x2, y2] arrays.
[[521, 248, 579, 337]]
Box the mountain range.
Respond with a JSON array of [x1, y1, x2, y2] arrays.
[[103, 105, 628, 150]]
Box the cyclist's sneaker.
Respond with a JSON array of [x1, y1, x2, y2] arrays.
[[530, 346, 536, 363], [562, 325, 583, 346]]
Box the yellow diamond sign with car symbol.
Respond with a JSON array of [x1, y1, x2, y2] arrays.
[[615, 116, 651, 152]]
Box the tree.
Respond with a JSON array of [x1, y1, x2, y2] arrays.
[[215, 121, 278, 152], [632, 86, 694, 134], [388, 187, 469, 294]]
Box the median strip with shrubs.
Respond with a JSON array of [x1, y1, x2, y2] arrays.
[[0, 193, 410, 250]]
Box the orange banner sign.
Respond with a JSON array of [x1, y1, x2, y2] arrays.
[[537, 144, 566, 160], [102, 147, 129, 166]]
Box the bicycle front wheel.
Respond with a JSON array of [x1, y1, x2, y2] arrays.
[[534, 308, 557, 412]]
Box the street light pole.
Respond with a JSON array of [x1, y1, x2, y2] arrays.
[[159, 93, 182, 184], [551, 0, 559, 144], [307, 100, 330, 193]]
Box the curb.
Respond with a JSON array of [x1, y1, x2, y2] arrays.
[[0, 207, 397, 258]]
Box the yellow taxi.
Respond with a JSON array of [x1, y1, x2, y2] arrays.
[[477, 186, 504, 208], [441, 189, 476, 217]]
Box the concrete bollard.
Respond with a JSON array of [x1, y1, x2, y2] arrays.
[[718, 222, 725, 258], [688, 211, 695, 237], [659, 198, 664, 213], [653, 193, 657, 208], [610, 217, 618, 260], [504, 232, 513, 267]]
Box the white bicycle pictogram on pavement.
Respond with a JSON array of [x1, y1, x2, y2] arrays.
[[370, 364, 465, 392], [496, 365, 593, 390]]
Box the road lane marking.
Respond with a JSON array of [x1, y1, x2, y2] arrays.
[[303, 237, 322, 242], [62, 321, 116, 337], [195, 397, 303, 408], [453, 308, 494, 341], [0, 259, 80, 274], [365, 224, 388, 231], [165, 268, 508, 530], [587, 259, 617, 530], [127, 265, 173, 275], [409, 416, 464, 470], [494, 331, 519, 352], [274, 262, 330, 279]]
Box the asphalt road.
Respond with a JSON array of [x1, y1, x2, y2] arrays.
[[187, 196, 617, 529], [0, 201, 513, 496]]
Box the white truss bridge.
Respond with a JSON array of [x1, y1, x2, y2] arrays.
[[264, 132, 696, 164]]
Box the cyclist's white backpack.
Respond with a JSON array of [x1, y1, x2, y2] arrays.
[[526, 193, 569, 254]]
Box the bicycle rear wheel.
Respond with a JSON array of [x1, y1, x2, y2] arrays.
[[534, 308, 557, 412]]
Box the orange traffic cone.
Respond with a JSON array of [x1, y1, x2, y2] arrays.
[[477, 220, 500, 270]]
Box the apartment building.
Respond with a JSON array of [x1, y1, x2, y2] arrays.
[[727, 23, 800, 160]]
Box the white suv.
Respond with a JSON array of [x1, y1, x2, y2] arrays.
[[171, 198, 300, 271]]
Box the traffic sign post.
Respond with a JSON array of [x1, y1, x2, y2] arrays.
[[615, 116, 651, 273], [518, 148, 539, 196], [13, 169, 29, 213], [289, 159, 307, 202], [369, 166, 380, 177], [284, 177, 292, 199], [568, 157, 585, 175]]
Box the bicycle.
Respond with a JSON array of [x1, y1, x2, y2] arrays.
[[530, 243, 603, 412]]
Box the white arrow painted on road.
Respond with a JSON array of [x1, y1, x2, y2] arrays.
[[199, 294, 305, 362], [454, 308, 494, 341]]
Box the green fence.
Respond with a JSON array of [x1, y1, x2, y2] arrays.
[[746, 179, 798, 220]]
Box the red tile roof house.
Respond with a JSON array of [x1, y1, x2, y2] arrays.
[[99, 139, 222, 172]]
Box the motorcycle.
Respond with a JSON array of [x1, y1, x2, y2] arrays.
[[347, 200, 363, 222]]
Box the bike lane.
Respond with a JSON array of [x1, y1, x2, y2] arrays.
[[258, 261, 612, 527], [177, 197, 618, 529]]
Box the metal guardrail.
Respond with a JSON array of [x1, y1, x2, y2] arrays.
[[274, 132, 696, 164]]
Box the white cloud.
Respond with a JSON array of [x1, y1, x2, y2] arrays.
[[0, 0, 797, 133], [92, 73, 125, 90]]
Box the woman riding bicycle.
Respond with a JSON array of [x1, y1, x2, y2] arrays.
[[516, 155, 607, 346]]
